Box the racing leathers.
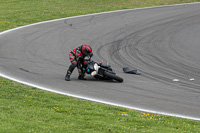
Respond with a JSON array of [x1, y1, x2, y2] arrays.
[[65, 44, 93, 81]]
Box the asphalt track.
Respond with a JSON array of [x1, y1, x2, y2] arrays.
[[1, 3, 200, 120]]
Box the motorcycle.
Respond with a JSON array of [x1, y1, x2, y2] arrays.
[[85, 59, 123, 82]]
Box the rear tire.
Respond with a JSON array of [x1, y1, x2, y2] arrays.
[[104, 71, 123, 82]]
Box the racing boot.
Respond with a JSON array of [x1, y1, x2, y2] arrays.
[[65, 71, 71, 81], [65, 64, 75, 81], [78, 73, 86, 80]]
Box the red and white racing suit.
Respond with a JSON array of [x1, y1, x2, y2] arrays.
[[66, 44, 93, 79]]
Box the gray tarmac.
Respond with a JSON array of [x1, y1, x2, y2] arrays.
[[1, 3, 200, 120]]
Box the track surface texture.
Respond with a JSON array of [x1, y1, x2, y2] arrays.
[[1, 3, 200, 120]]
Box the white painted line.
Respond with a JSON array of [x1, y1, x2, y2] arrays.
[[1, 2, 200, 121], [1, 2, 200, 35], [0, 72, 200, 121]]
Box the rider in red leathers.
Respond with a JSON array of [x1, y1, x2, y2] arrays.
[[65, 44, 93, 81]]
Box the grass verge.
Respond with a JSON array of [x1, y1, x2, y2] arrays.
[[0, 0, 200, 132], [1, 77, 200, 132]]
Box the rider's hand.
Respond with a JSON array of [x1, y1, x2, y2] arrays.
[[99, 60, 103, 64]]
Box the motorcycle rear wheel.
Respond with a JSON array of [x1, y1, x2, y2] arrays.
[[104, 71, 123, 82]]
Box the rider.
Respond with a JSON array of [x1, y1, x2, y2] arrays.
[[65, 44, 93, 81]]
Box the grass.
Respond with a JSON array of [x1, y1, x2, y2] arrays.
[[0, 0, 200, 32], [1, 77, 200, 133], [0, 0, 200, 132]]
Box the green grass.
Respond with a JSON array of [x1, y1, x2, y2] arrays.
[[0, 0, 200, 32], [1, 0, 200, 132], [1, 77, 200, 133]]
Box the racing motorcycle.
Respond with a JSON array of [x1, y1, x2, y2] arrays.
[[84, 58, 123, 82]]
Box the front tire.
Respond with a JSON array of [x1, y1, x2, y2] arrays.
[[104, 71, 123, 82]]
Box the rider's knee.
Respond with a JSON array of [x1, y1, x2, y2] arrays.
[[71, 61, 77, 67]]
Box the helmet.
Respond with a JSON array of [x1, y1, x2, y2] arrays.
[[82, 44, 93, 56]]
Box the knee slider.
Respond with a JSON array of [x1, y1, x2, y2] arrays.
[[72, 62, 77, 67]]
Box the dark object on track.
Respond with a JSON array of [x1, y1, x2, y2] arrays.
[[123, 67, 141, 75]]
